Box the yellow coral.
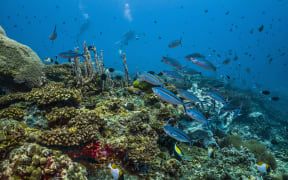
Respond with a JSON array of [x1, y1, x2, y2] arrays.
[[68, 127, 77, 134]]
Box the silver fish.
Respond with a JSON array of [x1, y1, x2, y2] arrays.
[[152, 87, 187, 112], [138, 72, 164, 87]]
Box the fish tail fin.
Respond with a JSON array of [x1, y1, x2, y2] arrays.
[[182, 104, 187, 113], [202, 121, 210, 128], [190, 141, 194, 148]]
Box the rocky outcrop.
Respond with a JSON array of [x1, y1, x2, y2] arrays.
[[0, 25, 45, 91]]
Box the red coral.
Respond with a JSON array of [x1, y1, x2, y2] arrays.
[[66, 141, 125, 162]]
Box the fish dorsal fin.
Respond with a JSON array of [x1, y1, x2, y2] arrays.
[[257, 162, 264, 166], [111, 164, 119, 169]]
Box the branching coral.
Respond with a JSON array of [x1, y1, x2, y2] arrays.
[[25, 82, 81, 107], [0, 92, 25, 108], [0, 106, 26, 120], [38, 111, 106, 146], [45, 107, 80, 127]]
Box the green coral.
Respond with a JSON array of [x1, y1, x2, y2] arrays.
[[132, 80, 154, 92], [0, 106, 26, 120]]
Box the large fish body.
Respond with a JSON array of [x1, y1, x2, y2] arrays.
[[163, 126, 193, 147], [161, 56, 183, 69], [49, 25, 57, 40], [138, 72, 164, 87], [177, 90, 202, 105], [152, 87, 186, 112], [186, 109, 208, 122], [162, 70, 184, 80], [185, 54, 216, 71], [179, 68, 201, 76], [58, 50, 83, 59], [207, 90, 226, 104], [186, 108, 210, 127]]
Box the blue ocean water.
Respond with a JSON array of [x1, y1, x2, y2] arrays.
[[1, 0, 287, 93]]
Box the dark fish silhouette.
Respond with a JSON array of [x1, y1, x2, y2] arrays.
[[168, 37, 182, 48], [49, 25, 57, 41]]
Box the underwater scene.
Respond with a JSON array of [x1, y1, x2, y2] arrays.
[[0, 0, 288, 179]]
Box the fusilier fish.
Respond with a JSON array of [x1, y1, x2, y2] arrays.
[[179, 67, 202, 76], [49, 25, 57, 41], [138, 72, 164, 87], [185, 54, 216, 71], [161, 56, 183, 69], [162, 70, 184, 80], [58, 50, 83, 59], [152, 87, 187, 112], [178, 90, 203, 107], [168, 37, 182, 48], [186, 108, 210, 127], [207, 90, 226, 104], [163, 125, 194, 147]]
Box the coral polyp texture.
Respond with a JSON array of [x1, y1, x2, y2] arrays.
[[25, 82, 81, 107]]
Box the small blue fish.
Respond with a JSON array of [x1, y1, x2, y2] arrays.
[[207, 90, 226, 104], [220, 103, 242, 119], [152, 87, 187, 113], [186, 108, 210, 127], [185, 54, 216, 71], [138, 72, 164, 87], [161, 56, 183, 69], [178, 90, 203, 107], [162, 70, 184, 80], [58, 50, 83, 59], [163, 125, 193, 147]]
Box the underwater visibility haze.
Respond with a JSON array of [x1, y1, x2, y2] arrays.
[[0, 0, 287, 179]]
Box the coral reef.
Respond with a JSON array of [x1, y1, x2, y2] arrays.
[[0, 143, 87, 179], [0, 92, 26, 108], [38, 111, 106, 146], [0, 106, 26, 120], [44, 63, 74, 83], [0, 26, 45, 90], [25, 82, 81, 107], [45, 106, 80, 127]]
